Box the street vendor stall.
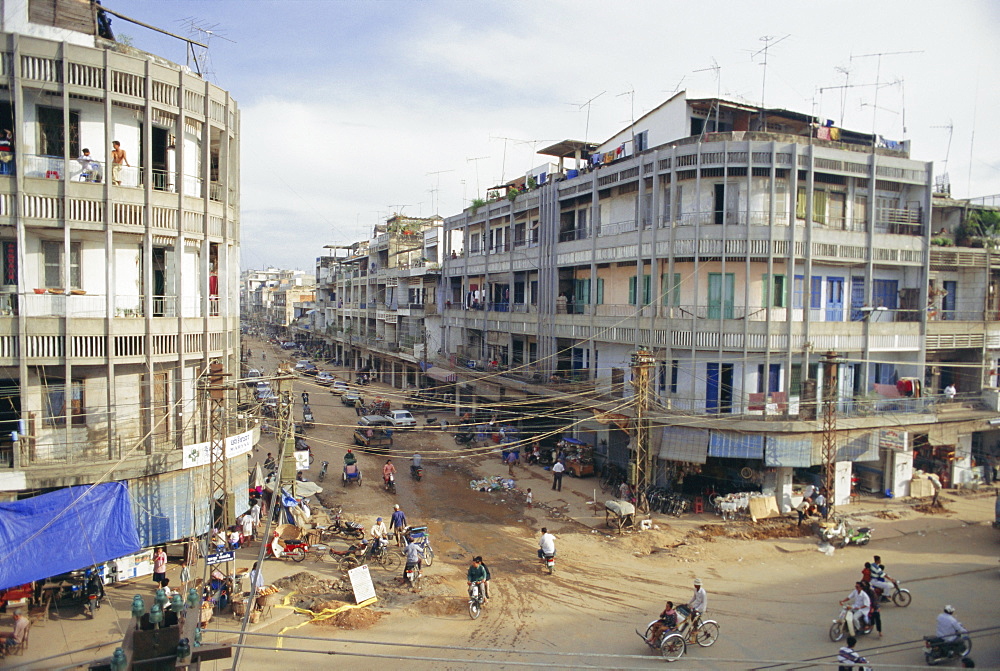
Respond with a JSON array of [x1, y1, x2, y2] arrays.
[[605, 500, 636, 534], [560, 437, 595, 477]]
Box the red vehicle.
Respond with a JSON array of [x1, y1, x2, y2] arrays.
[[0, 583, 33, 609]]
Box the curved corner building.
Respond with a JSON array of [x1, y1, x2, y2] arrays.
[[0, 1, 246, 554]]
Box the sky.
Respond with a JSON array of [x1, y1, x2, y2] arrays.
[[116, 0, 1000, 272]]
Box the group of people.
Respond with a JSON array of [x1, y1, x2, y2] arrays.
[[795, 483, 830, 526], [840, 554, 897, 637], [645, 578, 709, 645]]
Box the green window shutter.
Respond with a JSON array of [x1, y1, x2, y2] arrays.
[[661, 273, 669, 305], [596, 278, 604, 305], [629, 276, 637, 305], [643, 274, 651, 305], [775, 274, 787, 307]]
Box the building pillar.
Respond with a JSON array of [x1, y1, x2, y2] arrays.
[[833, 460, 853, 507], [886, 448, 913, 498], [770, 466, 795, 512]]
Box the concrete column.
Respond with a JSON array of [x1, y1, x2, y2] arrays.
[[887, 449, 913, 498], [833, 461, 853, 507], [952, 434, 973, 487], [775, 467, 794, 512]]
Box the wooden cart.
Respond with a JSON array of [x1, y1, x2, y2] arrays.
[[560, 437, 595, 477]]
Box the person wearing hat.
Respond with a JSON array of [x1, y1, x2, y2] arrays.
[[687, 578, 707, 621], [367, 516, 388, 560], [344, 449, 357, 466], [936, 604, 966, 642], [389, 504, 408, 547]]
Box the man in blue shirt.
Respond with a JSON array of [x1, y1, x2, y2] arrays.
[[390, 504, 408, 547]]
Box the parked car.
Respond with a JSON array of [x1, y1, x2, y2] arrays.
[[384, 409, 417, 429], [294, 360, 312, 371], [342, 390, 364, 406], [316, 371, 336, 386], [331, 380, 349, 395], [281, 341, 299, 350], [300, 363, 319, 376]]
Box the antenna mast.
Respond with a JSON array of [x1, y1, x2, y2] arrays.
[[751, 34, 790, 131]]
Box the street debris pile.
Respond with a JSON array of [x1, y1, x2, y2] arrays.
[[873, 510, 902, 520], [913, 501, 952, 515], [273, 571, 346, 594], [470, 475, 516, 491]]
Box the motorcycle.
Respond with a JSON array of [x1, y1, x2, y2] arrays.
[[410, 464, 423, 481], [541, 552, 555, 575], [302, 405, 315, 429], [85, 592, 100, 618], [265, 536, 309, 562], [923, 634, 972, 665], [818, 519, 873, 548], [875, 581, 912, 608], [404, 563, 421, 591], [829, 604, 872, 641], [468, 581, 486, 619], [384, 472, 396, 495], [454, 432, 475, 445], [317, 460, 329, 482]]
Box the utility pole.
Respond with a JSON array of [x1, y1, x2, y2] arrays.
[[630, 350, 655, 512], [820, 351, 840, 516], [204, 361, 231, 558]]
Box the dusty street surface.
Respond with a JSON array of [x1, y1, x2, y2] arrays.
[[7, 339, 998, 669]]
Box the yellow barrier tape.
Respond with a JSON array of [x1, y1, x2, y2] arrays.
[[274, 591, 378, 649]]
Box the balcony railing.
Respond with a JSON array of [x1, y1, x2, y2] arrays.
[[208, 296, 221, 317], [22, 292, 105, 317], [559, 228, 589, 242], [598, 220, 637, 236]]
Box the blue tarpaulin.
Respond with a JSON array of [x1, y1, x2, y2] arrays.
[[708, 431, 764, 459], [0, 482, 140, 590]]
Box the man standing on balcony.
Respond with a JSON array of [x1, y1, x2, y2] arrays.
[[111, 140, 129, 186]]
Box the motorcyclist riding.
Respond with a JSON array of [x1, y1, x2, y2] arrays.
[[403, 536, 424, 585], [868, 554, 896, 594], [411, 452, 422, 477], [936, 604, 967, 642], [383, 459, 396, 486], [467, 557, 488, 601], [344, 449, 357, 466], [840, 582, 871, 635]]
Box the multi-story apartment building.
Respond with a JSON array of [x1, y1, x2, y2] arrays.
[[313, 215, 444, 386], [437, 91, 1000, 506], [0, 2, 246, 552]]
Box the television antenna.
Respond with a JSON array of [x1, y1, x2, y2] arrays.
[[425, 169, 454, 214], [693, 58, 722, 137], [750, 34, 790, 131], [566, 91, 605, 143], [466, 156, 489, 199], [850, 50, 922, 139], [179, 17, 235, 81]]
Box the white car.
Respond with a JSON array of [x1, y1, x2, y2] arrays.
[[384, 409, 417, 429], [316, 371, 336, 386], [330, 380, 349, 395]]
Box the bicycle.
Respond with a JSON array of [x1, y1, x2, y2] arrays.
[[674, 606, 720, 647]]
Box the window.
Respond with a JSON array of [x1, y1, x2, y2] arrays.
[[469, 233, 481, 254], [661, 273, 681, 306], [514, 222, 526, 247], [810, 276, 822, 310], [38, 106, 81, 157], [42, 241, 81, 289], [670, 360, 679, 394], [757, 363, 781, 393], [629, 274, 651, 306], [45, 379, 85, 426], [528, 341, 537, 363], [595, 278, 604, 305], [529, 280, 538, 305], [793, 275, 804, 309], [762, 274, 787, 308], [635, 130, 648, 152]]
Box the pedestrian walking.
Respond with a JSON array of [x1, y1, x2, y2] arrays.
[[179, 559, 191, 595], [355, 397, 364, 416], [506, 451, 517, 476], [525, 488, 533, 508], [389, 504, 407, 547], [551, 459, 565, 491], [301, 391, 310, 405]]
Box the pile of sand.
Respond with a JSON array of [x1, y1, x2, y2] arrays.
[[273, 572, 344, 593], [309, 599, 385, 629], [913, 502, 952, 515]]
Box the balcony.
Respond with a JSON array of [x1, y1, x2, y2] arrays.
[[20, 154, 207, 196]]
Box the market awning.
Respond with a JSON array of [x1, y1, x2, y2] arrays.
[[426, 366, 457, 383]]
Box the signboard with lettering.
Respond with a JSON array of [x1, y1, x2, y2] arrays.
[[206, 551, 235, 565], [347, 564, 377, 604], [182, 428, 256, 469], [879, 429, 907, 452]]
